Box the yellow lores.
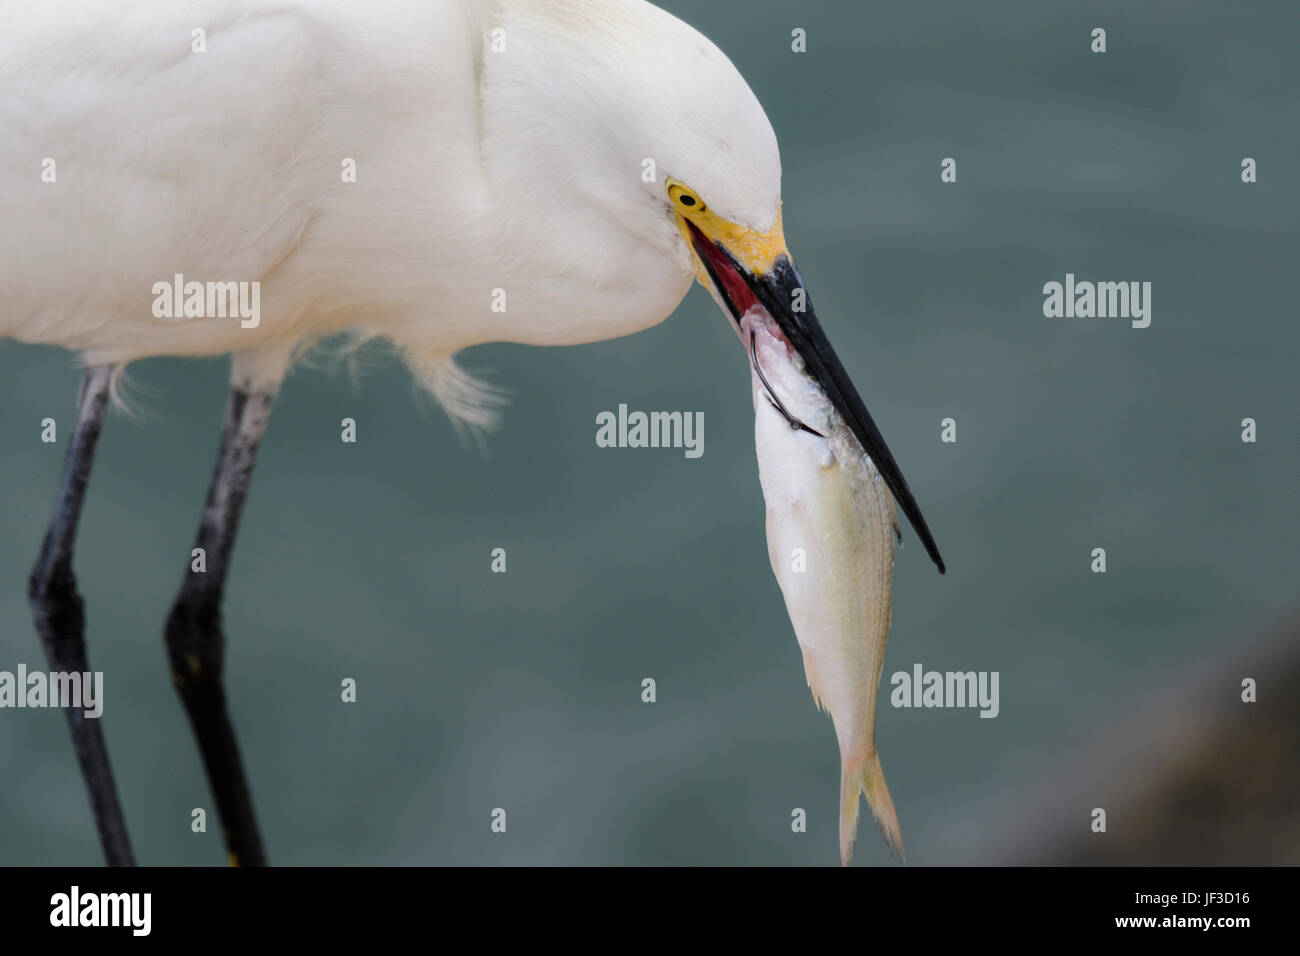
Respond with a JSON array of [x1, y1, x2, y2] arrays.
[[666, 177, 786, 280], [744, 310, 904, 867]]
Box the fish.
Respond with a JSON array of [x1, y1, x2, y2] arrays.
[[743, 307, 903, 867]]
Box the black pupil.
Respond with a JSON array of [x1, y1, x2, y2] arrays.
[[680, 195, 696, 207]]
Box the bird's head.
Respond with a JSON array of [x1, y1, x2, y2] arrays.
[[659, 171, 944, 573], [633, 10, 943, 572], [480, 0, 943, 571]]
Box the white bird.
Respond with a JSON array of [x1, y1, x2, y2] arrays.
[[1, 0, 943, 866]]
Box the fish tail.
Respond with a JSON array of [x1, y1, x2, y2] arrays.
[[839, 746, 904, 866]]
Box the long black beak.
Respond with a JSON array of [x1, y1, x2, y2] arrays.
[[692, 227, 946, 574], [752, 256, 944, 573], [755, 257, 944, 572]]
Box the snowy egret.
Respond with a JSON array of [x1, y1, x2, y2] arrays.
[[2, 0, 943, 865]]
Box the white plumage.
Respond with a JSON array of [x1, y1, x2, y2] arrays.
[[1, 0, 781, 421]]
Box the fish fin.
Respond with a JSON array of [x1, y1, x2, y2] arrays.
[[839, 746, 904, 867], [800, 646, 828, 712]]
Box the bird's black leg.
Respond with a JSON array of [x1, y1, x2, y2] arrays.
[[164, 382, 275, 866], [28, 364, 136, 866]]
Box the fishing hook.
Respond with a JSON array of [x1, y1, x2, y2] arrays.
[[750, 330, 826, 438]]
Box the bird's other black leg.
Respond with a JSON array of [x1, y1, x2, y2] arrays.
[[28, 364, 136, 866], [164, 379, 276, 867]]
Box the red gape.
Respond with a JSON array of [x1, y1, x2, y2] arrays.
[[686, 218, 761, 317]]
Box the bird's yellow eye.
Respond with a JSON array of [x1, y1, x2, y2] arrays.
[[667, 181, 706, 214]]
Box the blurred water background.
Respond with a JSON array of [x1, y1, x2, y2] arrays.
[[1, 0, 1297, 865]]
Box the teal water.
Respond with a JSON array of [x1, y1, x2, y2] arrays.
[[1, 0, 1297, 865]]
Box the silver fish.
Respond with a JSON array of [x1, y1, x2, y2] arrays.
[[744, 308, 905, 866]]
